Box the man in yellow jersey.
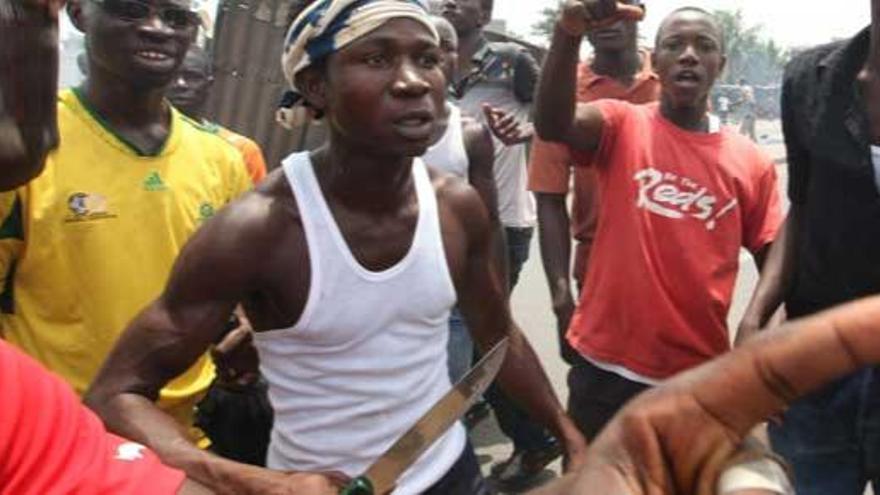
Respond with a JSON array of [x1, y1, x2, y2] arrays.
[[0, 0, 251, 440], [167, 46, 268, 185]]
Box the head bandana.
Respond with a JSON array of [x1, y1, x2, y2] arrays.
[[280, 0, 438, 105]]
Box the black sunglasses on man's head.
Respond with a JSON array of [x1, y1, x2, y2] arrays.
[[93, 0, 200, 30]]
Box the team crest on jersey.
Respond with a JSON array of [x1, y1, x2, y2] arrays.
[[65, 192, 117, 223]]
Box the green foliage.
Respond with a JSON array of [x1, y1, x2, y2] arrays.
[[532, 3, 562, 40], [711, 9, 789, 86]]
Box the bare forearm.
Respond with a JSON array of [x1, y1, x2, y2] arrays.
[[0, 0, 59, 189], [86, 393, 265, 494], [743, 214, 798, 328], [534, 25, 582, 142], [537, 194, 573, 307], [475, 327, 570, 436]]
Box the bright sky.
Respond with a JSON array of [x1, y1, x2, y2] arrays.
[[495, 0, 870, 48]]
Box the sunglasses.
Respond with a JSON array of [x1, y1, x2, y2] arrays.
[[93, 0, 200, 30]]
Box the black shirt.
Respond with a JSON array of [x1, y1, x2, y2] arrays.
[[783, 27, 880, 316]]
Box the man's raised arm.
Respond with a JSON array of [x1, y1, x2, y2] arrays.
[[534, 1, 642, 151], [0, 0, 62, 190]]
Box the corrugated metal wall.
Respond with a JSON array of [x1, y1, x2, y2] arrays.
[[206, 0, 327, 169], [204, 0, 544, 169]]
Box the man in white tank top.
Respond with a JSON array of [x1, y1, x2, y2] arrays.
[[85, 1, 588, 494]]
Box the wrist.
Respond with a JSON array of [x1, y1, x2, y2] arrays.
[[556, 20, 586, 40]]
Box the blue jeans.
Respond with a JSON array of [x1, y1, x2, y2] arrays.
[[446, 227, 531, 384], [447, 307, 473, 384], [769, 367, 880, 494]]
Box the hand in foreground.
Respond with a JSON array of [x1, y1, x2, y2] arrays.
[[482, 104, 533, 146], [530, 295, 880, 494], [212, 319, 260, 387], [559, 0, 645, 37], [216, 466, 348, 495]]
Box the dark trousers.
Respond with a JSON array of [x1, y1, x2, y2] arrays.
[[567, 359, 650, 440], [484, 227, 556, 451], [424, 443, 490, 495], [769, 366, 880, 495]]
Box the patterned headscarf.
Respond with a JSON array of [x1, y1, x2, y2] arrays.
[[280, 0, 438, 102]]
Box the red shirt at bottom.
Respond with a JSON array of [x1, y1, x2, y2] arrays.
[[0, 341, 186, 495]]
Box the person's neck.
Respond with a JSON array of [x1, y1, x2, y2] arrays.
[[455, 29, 484, 81], [591, 45, 641, 86], [313, 138, 415, 214], [660, 97, 711, 133], [81, 71, 169, 128], [177, 104, 206, 124]]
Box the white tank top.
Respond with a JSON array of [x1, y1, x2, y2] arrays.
[[422, 103, 469, 179], [253, 152, 466, 494]]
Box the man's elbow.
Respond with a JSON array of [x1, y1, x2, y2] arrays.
[[534, 116, 567, 142]]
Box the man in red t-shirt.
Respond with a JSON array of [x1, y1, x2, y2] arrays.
[[528, 0, 659, 368], [534, 1, 783, 440]]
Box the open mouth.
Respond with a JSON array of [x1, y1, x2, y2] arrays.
[[392, 111, 435, 140], [135, 50, 174, 63], [674, 70, 702, 85]]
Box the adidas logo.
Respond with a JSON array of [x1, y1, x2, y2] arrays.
[[143, 171, 167, 192]]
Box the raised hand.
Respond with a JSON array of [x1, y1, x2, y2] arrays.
[[482, 104, 533, 146], [0, 0, 65, 189], [531, 295, 880, 494], [558, 0, 645, 37]]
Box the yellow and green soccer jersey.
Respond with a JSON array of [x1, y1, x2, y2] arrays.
[[0, 89, 252, 435]]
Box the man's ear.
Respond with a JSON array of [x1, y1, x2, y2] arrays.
[[295, 66, 328, 114], [67, 0, 88, 33]]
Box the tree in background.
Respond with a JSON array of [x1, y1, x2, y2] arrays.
[[532, 3, 562, 41], [713, 9, 789, 86], [530, 5, 788, 87]]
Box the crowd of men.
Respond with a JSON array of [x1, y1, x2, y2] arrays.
[[2, 0, 880, 493]]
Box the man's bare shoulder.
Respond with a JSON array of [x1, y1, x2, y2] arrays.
[[429, 169, 489, 224], [196, 168, 303, 257], [459, 116, 494, 163]]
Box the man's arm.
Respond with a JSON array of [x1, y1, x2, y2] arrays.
[[737, 59, 810, 345], [463, 118, 509, 288], [534, 1, 624, 150], [85, 195, 339, 494], [535, 192, 578, 363], [0, 0, 62, 190], [532, 295, 880, 494], [449, 183, 588, 470]]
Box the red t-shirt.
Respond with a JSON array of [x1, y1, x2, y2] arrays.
[[568, 101, 783, 379], [0, 341, 186, 495]]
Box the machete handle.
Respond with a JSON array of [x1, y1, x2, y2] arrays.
[[340, 477, 374, 495]]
